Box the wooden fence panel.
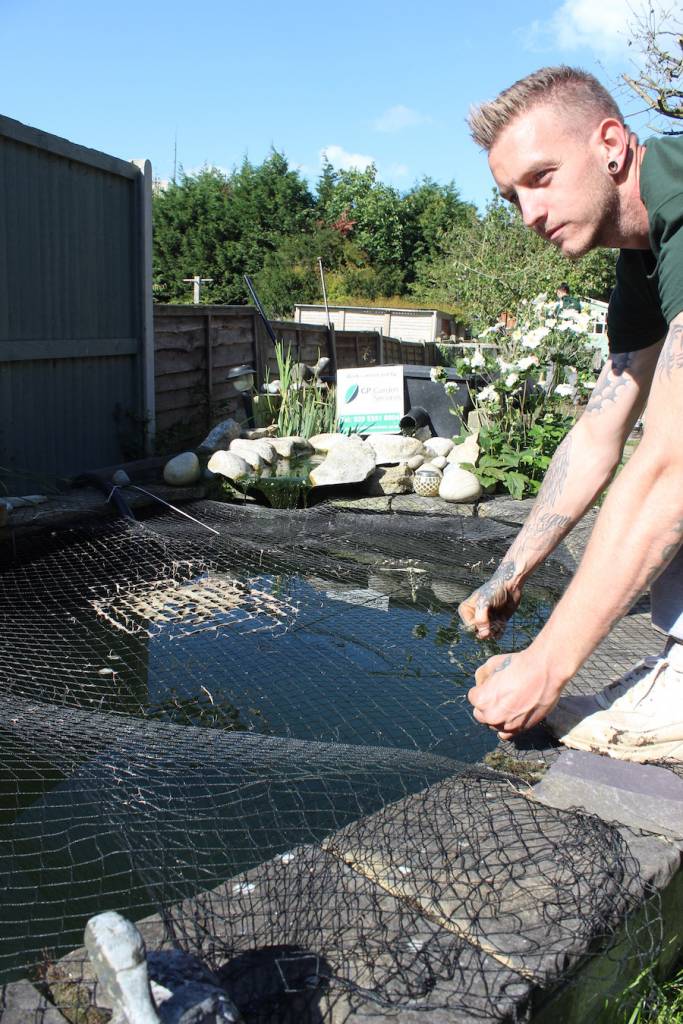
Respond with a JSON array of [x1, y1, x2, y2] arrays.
[[154, 305, 444, 451]]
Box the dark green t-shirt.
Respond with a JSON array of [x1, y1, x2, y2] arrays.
[[607, 134, 683, 353]]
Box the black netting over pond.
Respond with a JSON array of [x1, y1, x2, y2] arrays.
[[0, 502, 662, 1021]]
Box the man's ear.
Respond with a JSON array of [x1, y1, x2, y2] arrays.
[[595, 118, 630, 174]]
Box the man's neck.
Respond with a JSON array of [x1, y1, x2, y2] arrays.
[[613, 138, 651, 250]]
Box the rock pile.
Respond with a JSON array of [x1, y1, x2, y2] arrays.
[[161, 417, 484, 504]]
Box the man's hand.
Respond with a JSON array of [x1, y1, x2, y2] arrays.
[[467, 646, 565, 739], [458, 560, 523, 639]]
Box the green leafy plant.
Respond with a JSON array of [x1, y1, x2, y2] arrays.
[[436, 294, 601, 499], [273, 341, 337, 438]]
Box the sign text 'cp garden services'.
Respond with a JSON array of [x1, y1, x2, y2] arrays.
[[336, 365, 404, 434]]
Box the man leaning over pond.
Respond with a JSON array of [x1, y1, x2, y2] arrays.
[[459, 66, 683, 762]]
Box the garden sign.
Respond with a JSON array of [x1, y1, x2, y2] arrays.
[[337, 365, 404, 434]]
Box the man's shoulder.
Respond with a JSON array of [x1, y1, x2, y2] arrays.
[[642, 135, 683, 212]]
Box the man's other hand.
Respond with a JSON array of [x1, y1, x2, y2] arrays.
[[467, 647, 564, 739]]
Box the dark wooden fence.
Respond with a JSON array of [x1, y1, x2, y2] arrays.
[[154, 305, 444, 451]]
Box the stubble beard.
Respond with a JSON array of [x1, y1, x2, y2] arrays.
[[559, 173, 620, 258]]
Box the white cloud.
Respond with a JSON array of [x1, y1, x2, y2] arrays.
[[373, 105, 430, 133], [320, 144, 375, 171], [524, 0, 633, 56]]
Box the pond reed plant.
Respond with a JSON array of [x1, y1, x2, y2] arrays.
[[274, 341, 337, 439], [433, 295, 601, 499]]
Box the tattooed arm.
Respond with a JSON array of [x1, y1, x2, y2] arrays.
[[459, 343, 662, 639], [468, 316, 683, 738]]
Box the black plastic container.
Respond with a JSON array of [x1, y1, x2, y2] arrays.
[[401, 365, 473, 438]]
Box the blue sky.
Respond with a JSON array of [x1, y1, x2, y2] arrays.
[[0, 0, 663, 210]]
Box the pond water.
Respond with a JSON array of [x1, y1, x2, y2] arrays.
[[0, 509, 556, 979]]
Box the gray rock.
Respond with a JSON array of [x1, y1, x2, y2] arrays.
[[229, 438, 277, 465], [197, 418, 242, 453], [424, 437, 454, 458], [447, 433, 480, 466], [430, 455, 448, 469], [270, 437, 296, 459], [363, 463, 413, 496], [439, 466, 482, 502], [310, 444, 376, 487], [309, 432, 360, 453], [207, 451, 251, 481], [406, 454, 425, 470], [0, 981, 69, 1023], [163, 453, 201, 486], [364, 434, 425, 465], [241, 425, 278, 439]]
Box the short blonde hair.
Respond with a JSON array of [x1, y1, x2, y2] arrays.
[[468, 66, 623, 151]]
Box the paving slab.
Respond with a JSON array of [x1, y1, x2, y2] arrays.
[[0, 981, 68, 1023], [322, 773, 646, 988], [532, 749, 683, 843]]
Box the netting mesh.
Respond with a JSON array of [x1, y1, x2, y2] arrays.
[[0, 501, 663, 1021]]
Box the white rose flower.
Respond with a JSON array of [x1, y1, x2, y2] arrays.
[[470, 349, 486, 368], [581, 380, 596, 390], [522, 326, 550, 348], [516, 355, 539, 371], [544, 318, 558, 328], [444, 381, 459, 395], [554, 383, 575, 398], [497, 357, 514, 372], [430, 365, 445, 383], [477, 385, 500, 403], [505, 372, 519, 387]]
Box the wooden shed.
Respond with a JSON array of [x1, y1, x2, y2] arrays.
[[294, 304, 458, 344]]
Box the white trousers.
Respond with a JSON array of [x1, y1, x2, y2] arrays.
[[651, 545, 683, 640]]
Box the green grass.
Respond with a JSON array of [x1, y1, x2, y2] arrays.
[[618, 963, 683, 1023]]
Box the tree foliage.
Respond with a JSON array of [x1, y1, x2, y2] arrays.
[[411, 193, 616, 331], [622, 3, 682, 133], [152, 156, 614, 323]]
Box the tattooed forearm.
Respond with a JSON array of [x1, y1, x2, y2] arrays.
[[657, 324, 683, 382], [534, 433, 572, 509], [585, 353, 632, 415]]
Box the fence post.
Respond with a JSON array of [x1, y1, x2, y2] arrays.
[[132, 158, 155, 454], [328, 323, 338, 375], [205, 311, 213, 430]]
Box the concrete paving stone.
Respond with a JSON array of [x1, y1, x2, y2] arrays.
[[476, 497, 536, 525], [532, 749, 683, 842], [322, 774, 647, 988], [0, 980, 69, 1023], [167, 843, 532, 1022]]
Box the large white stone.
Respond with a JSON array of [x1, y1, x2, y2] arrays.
[[363, 434, 425, 465], [424, 437, 454, 458], [309, 432, 362, 453], [163, 452, 201, 486], [406, 454, 425, 470], [309, 444, 376, 487], [439, 466, 482, 502], [230, 438, 277, 464], [197, 417, 242, 453], [447, 432, 480, 466], [207, 450, 251, 481]]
